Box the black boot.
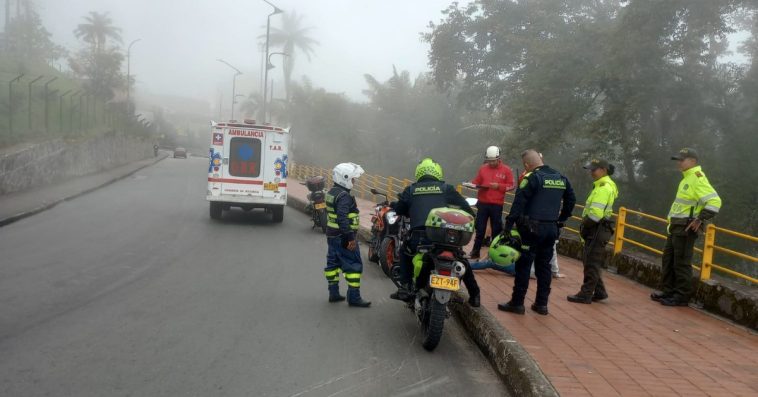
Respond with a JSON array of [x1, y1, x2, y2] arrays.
[[328, 284, 345, 302], [567, 294, 592, 304], [592, 292, 609, 302], [650, 290, 669, 302], [390, 283, 413, 302], [497, 301, 525, 314], [468, 293, 481, 308], [531, 303, 549, 315], [347, 287, 371, 307]]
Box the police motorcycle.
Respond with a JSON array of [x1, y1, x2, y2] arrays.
[[396, 207, 476, 351], [368, 188, 410, 278], [302, 175, 328, 233]]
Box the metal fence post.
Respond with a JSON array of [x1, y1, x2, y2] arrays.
[[613, 207, 627, 255], [700, 224, 716, 281], [387, 176, 395, 200], [8, 74, 24, 135], [28, 75, 44, 130]]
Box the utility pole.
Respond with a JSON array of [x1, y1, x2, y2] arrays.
[[126, 39, 141, 116], [28, 75, 43, 130]]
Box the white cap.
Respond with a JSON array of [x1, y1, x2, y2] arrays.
[[485, 146, 500, 160]]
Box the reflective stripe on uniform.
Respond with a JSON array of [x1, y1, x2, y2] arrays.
[[590, 202, 606, 209], [704, 205, 720, 213], [588, 213, 602, 222], [324, 268, 341, 283], [344, 272, 361, 288], [674, 197, 697, 206], [699, 193, 719, 203]]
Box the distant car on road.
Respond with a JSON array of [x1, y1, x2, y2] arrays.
[[173, 147, 187, 158]]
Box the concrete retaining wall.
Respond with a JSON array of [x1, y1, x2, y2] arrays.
[[556, 235, 758, 331], [0, 134, 153, 195]]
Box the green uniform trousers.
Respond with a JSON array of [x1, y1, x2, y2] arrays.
[[660, 225, 698, 299], [579, 225, 612, 297]]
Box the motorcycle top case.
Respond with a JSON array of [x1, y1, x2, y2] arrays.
[[305, 175, 326, 192], [424, 207, 475, 246]]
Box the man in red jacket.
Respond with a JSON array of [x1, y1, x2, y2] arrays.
[[469, 146, 514, 259]]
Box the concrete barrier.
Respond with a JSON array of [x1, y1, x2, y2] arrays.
[[286, 193, 559, 397]]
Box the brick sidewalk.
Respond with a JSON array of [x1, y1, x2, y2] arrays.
[[289, 182, 758, 397]]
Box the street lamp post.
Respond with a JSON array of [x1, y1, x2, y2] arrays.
[[126, 38, 141, 115], [217, 58, 242, 120], [262, 0, 283, 123], [266, 52, 289, 117]]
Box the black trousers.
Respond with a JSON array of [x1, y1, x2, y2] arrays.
[[511, 222, 558, 306], [473, 203, 504, 251], [660, 227, 698, 299], [399, 232, 480, 297], [579, 226, 613, 297]]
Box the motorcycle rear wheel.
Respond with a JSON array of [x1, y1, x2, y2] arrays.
[[421, 296, 446, 351], [317, 209, 328, 234]]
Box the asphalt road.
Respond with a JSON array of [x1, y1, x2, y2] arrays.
[[0, 157, 508, 397]]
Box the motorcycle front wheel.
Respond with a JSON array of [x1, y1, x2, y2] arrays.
[[421, 295, 446, 351], [379, 237, 396, 277]]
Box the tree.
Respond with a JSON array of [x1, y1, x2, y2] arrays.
[[74, 11, 122, 54], [266, 10, 318, 101]]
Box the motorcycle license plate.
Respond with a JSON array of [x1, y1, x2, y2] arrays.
[[314, 203, 326, 210], [430, 275, 460, 291]]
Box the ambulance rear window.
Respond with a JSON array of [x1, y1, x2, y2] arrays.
[[229, 137, 262, 178]]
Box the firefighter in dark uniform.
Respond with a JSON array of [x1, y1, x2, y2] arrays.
[[498, 149, 576, 315], [324, 162, 371, 307], [567, 159, 618, 304], [389, 158, 482, 307], [651, 148, 721, 306]]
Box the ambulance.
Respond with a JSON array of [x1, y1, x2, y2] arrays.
[[206, 119, 290, 222]]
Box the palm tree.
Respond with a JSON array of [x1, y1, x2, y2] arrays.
[[265, 10, 318, 101], [239, 92, 263, 120], [74, 11, 122, 53]]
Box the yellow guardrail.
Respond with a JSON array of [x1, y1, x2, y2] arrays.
[[291, 163, 757, 285]]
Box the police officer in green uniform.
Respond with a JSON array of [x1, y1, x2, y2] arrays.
[[498, 149, 576, 315], [651, 148, 721, 306], [567, 159, 618, 304], [324, 162, 371, 307]]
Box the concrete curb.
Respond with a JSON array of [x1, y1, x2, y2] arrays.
[[0, 153, 169, 228], [286, 193, 558, 397]]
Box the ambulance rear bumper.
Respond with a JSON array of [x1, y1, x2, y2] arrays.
[[206, 194, 287, 206]]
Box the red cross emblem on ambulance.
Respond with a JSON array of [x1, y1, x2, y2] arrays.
[[213, 133, 223, 145]]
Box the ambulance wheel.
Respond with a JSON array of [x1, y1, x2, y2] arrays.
[[210, 202, 223, 220], [272, 206, 284, 223]]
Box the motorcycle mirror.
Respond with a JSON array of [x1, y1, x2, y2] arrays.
[[370, 188, 378, 195]]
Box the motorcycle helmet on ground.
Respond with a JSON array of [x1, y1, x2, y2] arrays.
[[333, 162, 365, 190], [415, 158, 444, 181], [489, 230, 524, 265]]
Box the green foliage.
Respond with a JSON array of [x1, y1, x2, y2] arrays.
[[266, 10, 319, 101], [425, 0, 758, 236]]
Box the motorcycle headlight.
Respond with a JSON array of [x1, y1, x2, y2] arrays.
[[387, 211, 399, 225]]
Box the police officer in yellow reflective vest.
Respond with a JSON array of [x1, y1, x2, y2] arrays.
[[324, 162, 371, 307], [567, 159, 618, 304], [651, 148, 722, 306]]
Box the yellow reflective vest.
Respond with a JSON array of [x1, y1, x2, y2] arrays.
[[582, 175, 618, 223], [667, 165, 721, 225]]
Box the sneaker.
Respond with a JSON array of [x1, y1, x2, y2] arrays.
[[567, 294, 592, 304], [552, 272, 566, 279], [531, 303, 549, 315], [497, 301, 525, 314]]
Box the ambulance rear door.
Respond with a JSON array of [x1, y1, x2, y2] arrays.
[[260, 129, 289, 200], [221, 128, 265, 197]]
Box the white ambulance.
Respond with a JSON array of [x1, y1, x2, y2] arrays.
[[206, 119, 290, 222]]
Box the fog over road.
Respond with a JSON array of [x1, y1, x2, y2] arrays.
[[0, 157, 507, 397]]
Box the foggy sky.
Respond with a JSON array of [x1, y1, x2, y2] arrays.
[[36, 0, 462, 105]]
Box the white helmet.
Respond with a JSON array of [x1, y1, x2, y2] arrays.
[[333, 162, 364, 190], [485, 146, 500, 160]]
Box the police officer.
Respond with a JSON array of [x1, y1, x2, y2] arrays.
[[651, 148, 721, 306], [324, 162, 371, 307], [389, 158, 481, 307], [498, 149, 576, 315], [567, 159, 618, 304]]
